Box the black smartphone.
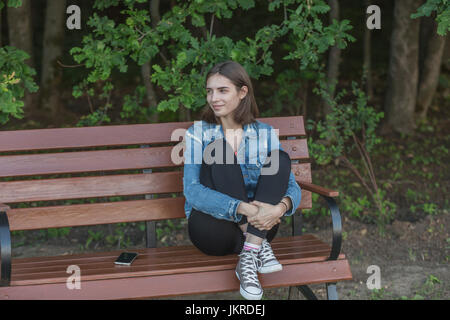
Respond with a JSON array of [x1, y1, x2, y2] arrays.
[[114, 252, 138, 266]]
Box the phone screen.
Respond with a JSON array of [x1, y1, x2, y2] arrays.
[[114, 252, 138, 265]]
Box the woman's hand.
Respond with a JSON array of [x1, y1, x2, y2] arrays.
[[247, 200, 284, 230], [237, 201, 259, 219]]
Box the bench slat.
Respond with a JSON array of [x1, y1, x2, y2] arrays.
[[0, 116, 305, 153], [6, 191, 312, 231], [0, 163, 311, 204], [7, 197, 186, 231], [0, 171, 183, 203], [0, 139, 308, 178]]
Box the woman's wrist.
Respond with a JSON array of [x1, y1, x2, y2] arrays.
[[276, 202, 287, 216], [278, 197, 291, 215], [237, 202, 255, 216]]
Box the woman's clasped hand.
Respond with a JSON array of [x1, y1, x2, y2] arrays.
[[246, 200, 284, 231]]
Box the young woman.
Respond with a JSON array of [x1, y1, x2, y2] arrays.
[[183, 60, 301, 300]]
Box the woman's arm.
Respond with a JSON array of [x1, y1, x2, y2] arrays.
[[236, 201, 259, 217], [269, 125, 301, 216]]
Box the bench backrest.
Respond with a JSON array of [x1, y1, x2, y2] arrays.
[[0, 116, 311, 232]]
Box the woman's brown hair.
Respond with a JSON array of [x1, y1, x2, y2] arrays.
[[201, 60, 259, 125]]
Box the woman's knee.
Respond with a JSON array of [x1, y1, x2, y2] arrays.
[[262, 149, 291, 178], [266, 149, 291, 165]]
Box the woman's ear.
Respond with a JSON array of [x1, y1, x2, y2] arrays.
[[239, 86, 248, 100]]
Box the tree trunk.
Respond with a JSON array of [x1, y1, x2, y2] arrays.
[[383, 0, 423, 134], [7, 0, 35, 117], [323, 0, 340, 116], [40, 0, 66, 119], [363, 0, 373, 100], [416, 16, 446, 120], [141, 0, 160, 123]]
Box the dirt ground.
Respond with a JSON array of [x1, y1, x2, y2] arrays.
[[11, 209, 449, 300]]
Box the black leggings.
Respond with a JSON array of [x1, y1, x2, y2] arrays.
[[188, 142, 292, 256]]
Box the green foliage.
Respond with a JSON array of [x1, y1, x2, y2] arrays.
[[70, 0, 355, 124], [121, 85, 152, 121], [0, 46, 38, 125], [278, 1, 355, 70], [308, 80, 394, 232], [43, 227, 71, 240], [0, 0, 22, 10], [309, 81, 384, 165], [261, 68, 317, 117], [85, 230, 104, 249], [75, 81, 113, 126], [411, 0, 450, 35], [0, 0, 38, 126]]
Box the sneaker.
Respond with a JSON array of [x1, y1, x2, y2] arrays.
[[258, 239, 283, 274], [235, 249, 263, 300]]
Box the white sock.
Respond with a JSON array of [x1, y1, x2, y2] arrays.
[[243, 241, 261, 252]]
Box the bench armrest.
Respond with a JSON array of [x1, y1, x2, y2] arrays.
[[297, 181, 339, 197], [0, 206, 11, 286], [297, 182, 342, 261]]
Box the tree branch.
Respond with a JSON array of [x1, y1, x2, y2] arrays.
[[209, 13, 215, 38]]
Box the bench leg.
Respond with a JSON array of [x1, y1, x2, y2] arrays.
[[145, 221, 157, 248], [0, 211, 11, 287], [326, 283, 338, 300], [298, 285, 318, 300], [289, 284, 339, 300]]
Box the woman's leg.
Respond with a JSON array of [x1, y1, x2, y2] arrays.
[[247, 149, 292, 242], [188, 139, 248, 255], [188, 208, 245, 255]]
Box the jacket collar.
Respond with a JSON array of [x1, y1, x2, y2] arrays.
[[213, 121, 258, 140]]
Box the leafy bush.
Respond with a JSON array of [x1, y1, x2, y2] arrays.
[[308, 81, 395, 232], [70, 0, 355, 125], [0, 47, 38, 125]]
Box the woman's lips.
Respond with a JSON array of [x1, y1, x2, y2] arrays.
[[212, 105, 224, 110]]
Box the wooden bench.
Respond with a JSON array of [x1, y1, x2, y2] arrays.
[[0, 116, 352, 300]]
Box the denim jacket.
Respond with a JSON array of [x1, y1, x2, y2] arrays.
[[183, 120, 302, 223]]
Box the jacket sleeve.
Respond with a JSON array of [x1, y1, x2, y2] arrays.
[[183, 124, 242, 222], [269, 126, 302, 217]]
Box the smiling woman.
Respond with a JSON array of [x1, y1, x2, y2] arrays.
[[183, 61, 302, 300]]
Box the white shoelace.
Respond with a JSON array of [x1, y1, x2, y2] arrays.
[[259, 240, 276, 263], [239, 251, 261, 287]]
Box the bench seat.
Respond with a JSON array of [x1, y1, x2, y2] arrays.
[[0, 235, 351, 299]]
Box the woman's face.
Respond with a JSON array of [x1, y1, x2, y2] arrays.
[[206, 73, 248, 120]]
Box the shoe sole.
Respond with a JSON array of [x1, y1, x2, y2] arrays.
[[258, 263, 283, 274], [235, 270, 263, 300]]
